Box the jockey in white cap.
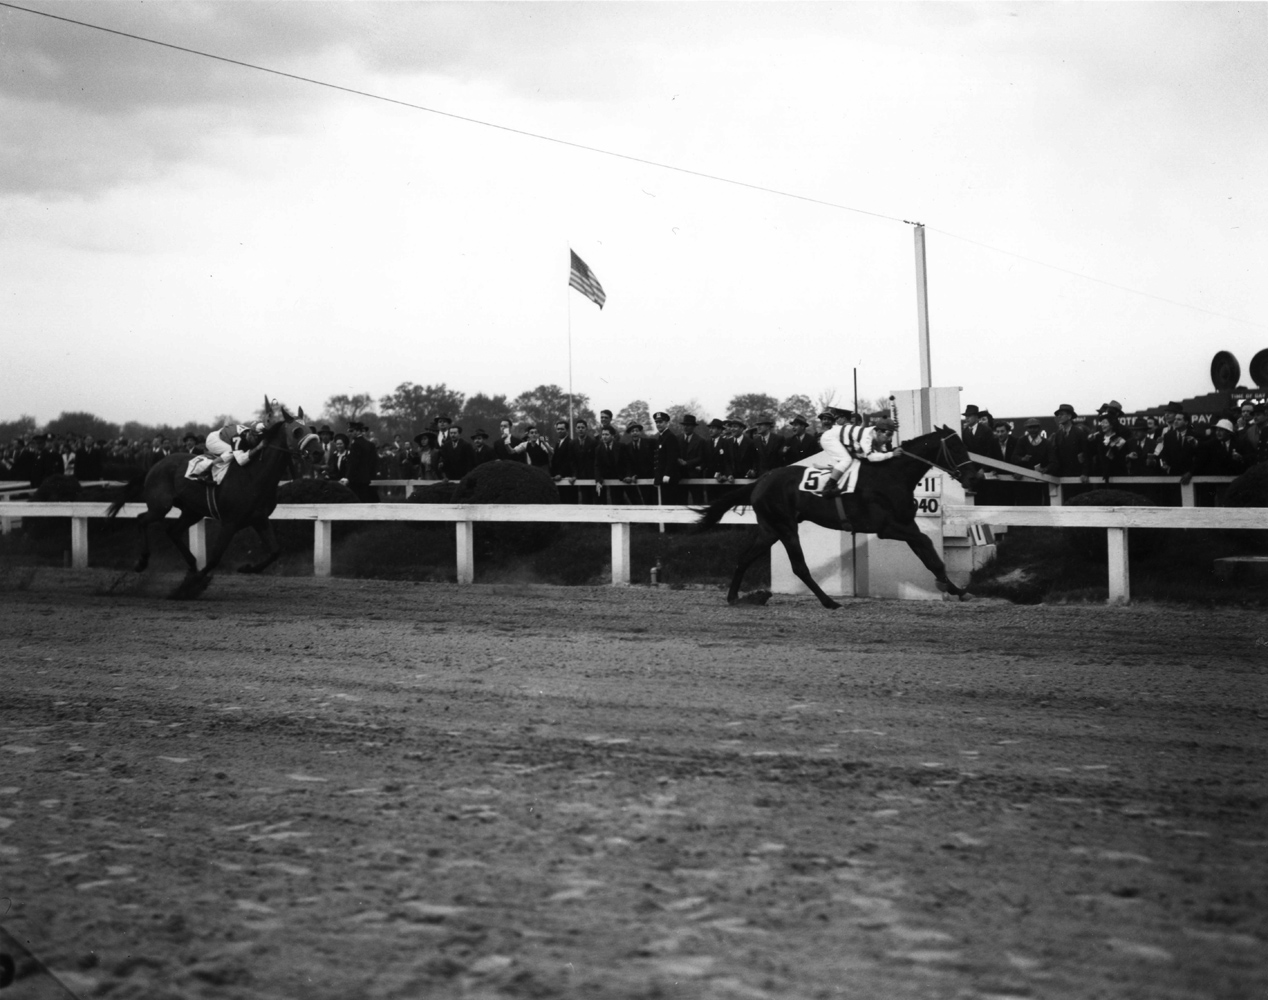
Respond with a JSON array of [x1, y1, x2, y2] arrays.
[[816, 413, 901, 497]]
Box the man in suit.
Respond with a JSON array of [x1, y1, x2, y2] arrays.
[[494, 419, 523, 462], [751, 416, 785, 475], [470, 429, 496, 468], [343, 421, 379, 502], [726, 418, 758, 480], [962, 404, 995, 457], [652, 411, 684, 504], [677, 414, 706, 502], [1045, 404, 1089, 482], [440, 425, 475, 481], [704, 418, 732, 482], [782, 416, 818, 464], [549, 419, 578, 499], [593, 425, 631, 503], [1155, 410, 1199, 481], [624, 422, 655, 503]]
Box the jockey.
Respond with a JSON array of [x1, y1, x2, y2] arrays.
[[204, 421, 265, 476], [817, 414, 901, 497]]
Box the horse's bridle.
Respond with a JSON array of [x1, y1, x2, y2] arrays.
[[903, 430, 974, 483]]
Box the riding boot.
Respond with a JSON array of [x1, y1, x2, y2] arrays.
[[819, 475, 844, 498]]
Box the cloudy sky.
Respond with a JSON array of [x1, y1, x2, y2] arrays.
[[2, 1, 1266, 429]]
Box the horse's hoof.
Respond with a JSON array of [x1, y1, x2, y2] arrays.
[[958, 592, 972, 602], [133, 560, 148, 573], [823, 599, 842, 610]]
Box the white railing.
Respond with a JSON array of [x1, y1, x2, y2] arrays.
[[0, 501, 755, 585], [6, 497, 1266, 604], [944, 504, 1268, 602]]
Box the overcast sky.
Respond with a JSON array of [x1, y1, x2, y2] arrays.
[[2, 1, 1266, 429]]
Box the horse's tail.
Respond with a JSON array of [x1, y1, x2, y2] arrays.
[[105, 474, 146, 518], [693, 482, 758, 531]]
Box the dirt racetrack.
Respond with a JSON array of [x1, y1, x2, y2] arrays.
[[1, 569, 1265, 1000]]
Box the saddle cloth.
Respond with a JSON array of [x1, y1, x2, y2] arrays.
[[185, 456, 231, 485]]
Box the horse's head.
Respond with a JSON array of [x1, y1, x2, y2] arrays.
[[898, 425, 977, 483], [260, 396, 324, 467]]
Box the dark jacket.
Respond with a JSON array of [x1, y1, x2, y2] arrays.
[[1045, 424, 1088, 477]]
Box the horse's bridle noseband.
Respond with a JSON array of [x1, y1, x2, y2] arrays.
[[904, 430, 974, 483]]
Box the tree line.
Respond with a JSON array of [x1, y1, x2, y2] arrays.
[[2, 383, 892, 444]]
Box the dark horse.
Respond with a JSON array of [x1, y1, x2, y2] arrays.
[[695, 425, 976, 609], [105, 398, 322, 599]]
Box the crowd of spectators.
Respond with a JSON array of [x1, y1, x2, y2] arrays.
[[5, 397, 1267, 502], [965, 398, 1268, 483], [0, 431, 207, 489]]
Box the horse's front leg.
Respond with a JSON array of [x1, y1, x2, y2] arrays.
[[164, 508, 205, 573], [238, 518, 281, 574], [878, 519, 970, 601], [171, 519, 237, 599]]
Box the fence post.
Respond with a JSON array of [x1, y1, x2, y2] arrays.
[[188, 520, 207, 570], [611, 521, 631, 585], [1107, 527, 1130, 602], [1180, 481, 1195, 507], [314, 519, 332, 577], [1048, 482, 1064, 506], [71, 517, 89, 569], [456, 520, 474, 584]]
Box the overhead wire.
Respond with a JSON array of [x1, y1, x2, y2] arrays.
[[3, 0, 1263, 331]]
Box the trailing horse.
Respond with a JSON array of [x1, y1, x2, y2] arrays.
[[695, 425, 976, 609], [105, 398, 322, 599]]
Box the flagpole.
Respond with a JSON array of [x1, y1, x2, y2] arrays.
[[567, 248, 575, 434]]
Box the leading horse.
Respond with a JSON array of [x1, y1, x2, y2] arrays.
[[105, 398, 322, 599], [695, 425, 976, 609]]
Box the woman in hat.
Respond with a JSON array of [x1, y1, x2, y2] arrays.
[[413, 431, 444, 481]]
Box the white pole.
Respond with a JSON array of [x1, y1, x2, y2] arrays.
[[913, 224, 932, 389]]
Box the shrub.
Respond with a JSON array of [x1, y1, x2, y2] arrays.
[[407, 482, 459, 504], [1067, 488, 1166, 560], [1220, 461, 1268, 553], [451, 460, 561, 555], [276, 478, 359, 504]]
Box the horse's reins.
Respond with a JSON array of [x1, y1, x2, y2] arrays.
[[900, 433, 972, 482]]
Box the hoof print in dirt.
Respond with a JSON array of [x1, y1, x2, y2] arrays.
[[735, 589, 772, 606]]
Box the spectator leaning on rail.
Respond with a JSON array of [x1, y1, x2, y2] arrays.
[[1044, 403, 1089, 482], [1154, 408, 1198, 483], [1088, 412, 1129, 480], [726, 418, 758, 480], [783, 415, 818, 465], [815, 414, 901, 498], [677, 415, 706, 503], [1123, 418, 1154, 476], [625, 422, 655, 504], [651, 411, 684, 504]]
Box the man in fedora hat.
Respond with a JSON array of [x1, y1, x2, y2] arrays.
[[1044, 404, 1088, 482], [783, 415, 817, 464], [725, 417, 758, 481], [751, 415, 785, 475], [961, 404, 994, 456], [440, 424, 475, 481], [1123, 417, 1154, 476], [704, 418, 732, 486], [1013, 418, 1049, 471], [676, 414, 706, 502], [624, 422, 655, 503], [470, 429, 496, 468], [344, 421, 379, 501]]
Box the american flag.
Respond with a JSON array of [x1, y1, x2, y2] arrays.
[[569, 250, 606, 310]]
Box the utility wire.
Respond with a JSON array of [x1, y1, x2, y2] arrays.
[[4, 0, 1263, 330]]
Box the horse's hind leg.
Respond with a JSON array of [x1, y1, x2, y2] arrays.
[[132, 506, 169, 572], [239, 518, 281, 574], [727, 525, 778, 604], [774, 523, 842, 610]]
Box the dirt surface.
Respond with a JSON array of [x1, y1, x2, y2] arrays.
[[1, 569, 1266, 1000]]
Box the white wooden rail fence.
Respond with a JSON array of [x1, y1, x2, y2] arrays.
[[3, 499, 1266, 602]]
